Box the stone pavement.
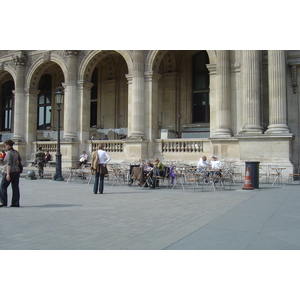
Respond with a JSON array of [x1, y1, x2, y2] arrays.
[[1, 170, 300, 250]]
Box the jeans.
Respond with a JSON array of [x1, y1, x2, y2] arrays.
[[93, 172, 105, 194], [0, 172, 20, 206]]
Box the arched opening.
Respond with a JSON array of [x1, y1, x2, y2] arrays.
[[192, 51, 210, 123], [28, 62, 64, 141], [37, 74, 52, 130], [156, 50, 210, 138], [1, 79, 14, 132], [87, 52, 129, 140]]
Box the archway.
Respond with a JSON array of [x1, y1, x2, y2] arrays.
[[80, 51, 129, 140], [146, 50, 214, 139]]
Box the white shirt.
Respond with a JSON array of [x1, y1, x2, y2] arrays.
[[211, 160, 221, 169], [97, 149, 111, 164], [197, 158, 211, 169], [80, 153, 88, 160]]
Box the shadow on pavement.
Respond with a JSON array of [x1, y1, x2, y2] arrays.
[[23, 204, 83, 208]]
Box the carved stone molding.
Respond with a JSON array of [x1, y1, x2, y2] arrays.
[[0, 50, 16, 58], [291, 65, 298, 94], [206, 63, 216, 75], [13, 51, 27, 66], [65, 50, 80, 56], [43, 51, 51, 62]]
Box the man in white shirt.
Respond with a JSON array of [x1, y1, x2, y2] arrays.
[[197, 156, 211, 172], [211, 155, 221, 169]]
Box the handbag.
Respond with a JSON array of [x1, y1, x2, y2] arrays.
[[100, 164, 108, 175]]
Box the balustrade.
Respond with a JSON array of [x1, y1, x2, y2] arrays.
[[162, 139, 203, 153]]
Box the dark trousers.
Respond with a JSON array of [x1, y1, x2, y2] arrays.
[[93, 172, 105, 194], [0, 172, 20, 206]]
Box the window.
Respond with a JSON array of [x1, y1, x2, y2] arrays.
[[90, 68, 98, 127], [192, 51, 210, 123], [1, 80, 14, 131], [37, 74, 52, 130]]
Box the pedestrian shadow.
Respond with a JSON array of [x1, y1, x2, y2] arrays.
[[23, 204, 83, 208]]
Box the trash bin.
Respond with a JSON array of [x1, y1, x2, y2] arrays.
[[245, 161, 260, 189]]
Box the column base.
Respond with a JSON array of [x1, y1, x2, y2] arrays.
[[238, 125, 263, 135], [213, 128, 233, 137], [265, 124, 292, 135], [128, 131, 145, 140]]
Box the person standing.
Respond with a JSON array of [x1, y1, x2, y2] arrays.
[[35, 147, 45, 178], [91, 143, 111, 194], [0, 140, 22, 207]]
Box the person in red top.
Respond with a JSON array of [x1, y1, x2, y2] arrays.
[[0, 151, 6, 164]]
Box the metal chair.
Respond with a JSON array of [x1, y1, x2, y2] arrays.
[[288, 165, 300, 184]]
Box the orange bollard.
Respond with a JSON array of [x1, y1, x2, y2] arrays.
[[243, 167, 254, 190]]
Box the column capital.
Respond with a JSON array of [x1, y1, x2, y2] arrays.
[[24, 87, 40, 97], [13, 51, 27, 66], [206, 63, 216, 75], [77, 80, 94, 90], [125, 74, 133, 84], [144, 71, 161, 82]]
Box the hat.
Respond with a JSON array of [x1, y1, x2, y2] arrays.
[[212, 155, 217, 158]]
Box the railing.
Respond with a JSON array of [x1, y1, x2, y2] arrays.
[[90, 141, 124, 152], [33, 141, 58, 152], [162, 139, 203, 153]]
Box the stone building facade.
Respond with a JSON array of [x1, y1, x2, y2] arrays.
[[0, 50, 299, 176]]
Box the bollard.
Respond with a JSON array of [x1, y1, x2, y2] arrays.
[[26, 170, 37, 180]]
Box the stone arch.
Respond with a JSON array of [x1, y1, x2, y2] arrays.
[[0, 64, 17, 82], [145, 50, 217, 72], [25, 52, 67, 89], [78, 50, 133, 82]]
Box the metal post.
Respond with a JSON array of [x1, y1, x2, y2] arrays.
[[53, 99, 64, 181]]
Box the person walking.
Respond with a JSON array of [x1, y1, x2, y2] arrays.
[[0, 139, 22, 207], [91, 143, 111, 194], [36, 146, 45, 178]]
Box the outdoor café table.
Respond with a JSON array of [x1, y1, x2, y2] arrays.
[[270, 167, 286, 186]]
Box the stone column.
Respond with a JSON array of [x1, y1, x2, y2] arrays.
[[144, 71, 161, 157], [239, 50, 263, 134], [125, 74, 133, 135], [266, 50, 291, 134], [77, 80, 94, 144], [12, 51, 27, 141], [214, 50, 232, 137], [63, 50, 79, 140], [24, 88, 40, 160], [129, 50, 145, 138]]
